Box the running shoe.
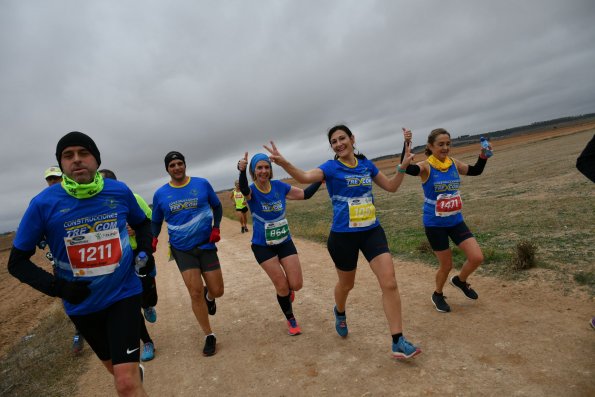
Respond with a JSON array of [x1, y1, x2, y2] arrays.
[[143, 306, 157, 323], [450, 275, 479, 300], [139, 364, 145, 383], [241, 227, 245, 233], [244, 226, 249, 232], [287, 317, 302, 336], [391, 336, 422, 359], [431, 292, 451, 313], [140, 342, 155, 362], [591, 317, 595, 329], [203, 334, 217, 356], [290, 289, 295, 303], [72, 333, 84, 354], [204, 286, 216, 315], [333, 306, 348, 337]]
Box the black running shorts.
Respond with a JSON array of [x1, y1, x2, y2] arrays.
[[69, 294, 142, 364], [251, 239, 298, 264], [424, 221, 474, 251], [170, 246, 221, 273], [327, 225, 390, 272]]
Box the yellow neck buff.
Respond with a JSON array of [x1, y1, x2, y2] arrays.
[[427, 155, 453, 172]]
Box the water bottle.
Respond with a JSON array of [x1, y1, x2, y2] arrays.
[[135, 251, 148, 277], [480, 136, 493, 158]]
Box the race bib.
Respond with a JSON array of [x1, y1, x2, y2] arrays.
[[265, 218, 290, 246], [348, 197, 376, 228], [64, 229, 123, 277], [435, 192, 463, 217]]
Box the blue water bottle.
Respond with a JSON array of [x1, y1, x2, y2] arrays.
[[480, 136, 493, 158], [135, 251, 148, 277]]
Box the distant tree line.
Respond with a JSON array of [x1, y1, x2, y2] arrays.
[[375, 113, 595, 161]]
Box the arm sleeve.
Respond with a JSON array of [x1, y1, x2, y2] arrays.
[[576, 135, 595, 183], [211, 203, 223, 228], [8, 246, 58, 297], [400, 141, 407, 163], [466, 156, 488, 176], [239, 169, 251, 196], [405, 164, 421, 176], [303, 181, 323, 199], [151, 221, 162, 238]]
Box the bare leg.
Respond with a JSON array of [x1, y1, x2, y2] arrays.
[[369, 253, 403, 334], [180, 269, 212, 335]]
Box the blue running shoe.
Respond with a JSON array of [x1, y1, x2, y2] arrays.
[[140, 342, 155, 362], [72, 333, 84, 354], [333, 306, 348, 337], [143, 306, 157, 323], [392, 336, 421, 359]]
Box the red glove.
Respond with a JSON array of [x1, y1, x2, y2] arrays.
[[151, 237, 158, 253], [209, 227, 221, 243]]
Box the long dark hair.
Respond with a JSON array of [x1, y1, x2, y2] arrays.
[[327, 124, 366, 160]]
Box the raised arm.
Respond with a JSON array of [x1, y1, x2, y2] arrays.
[[286, 181, 324, 200], [237, 152, 252, 200], [264, 141, 324, 183], [455, 139, 492, 176], [373, 128, 415, 192]]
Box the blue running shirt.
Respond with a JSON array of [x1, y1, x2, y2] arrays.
[[247, 180, 292, 246], [319, 158, 380, 232], [152, 177, 221, 251], [422, 162, 464, 227], [13, 179, 147, 315]]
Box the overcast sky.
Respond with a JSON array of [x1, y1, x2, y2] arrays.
[[1, 0, 594, 232]]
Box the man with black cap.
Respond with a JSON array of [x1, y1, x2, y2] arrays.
[[8, 131, 155, 396], [152, 150, 224, 357]]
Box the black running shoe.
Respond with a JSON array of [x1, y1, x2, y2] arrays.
[[450, 275, 479, 300], [203, 334, 217, 356], [204, 286, 216, 315], [431, 292, 451, 313]]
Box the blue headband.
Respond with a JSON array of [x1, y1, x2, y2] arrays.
[[250, 153, 271, 175]]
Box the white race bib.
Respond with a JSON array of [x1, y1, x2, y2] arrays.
[[64, 229, 123, 277], [435, 192, 463, 217], [348, 197, 376, 228], [264, 218, 290, 245]]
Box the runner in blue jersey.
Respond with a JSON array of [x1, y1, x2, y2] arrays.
[[236, 152, 322, 336], [8, 132, 154, 396], [265, 124, 421, 360], [42, 165, 85, 355], [402, 128, 489, 313], [152, 151, 223, 357]]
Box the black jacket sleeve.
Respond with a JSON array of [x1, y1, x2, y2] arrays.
[[8, 246, 58, 296], [239, 169, 251, 196], [576, 135, 595, 183]]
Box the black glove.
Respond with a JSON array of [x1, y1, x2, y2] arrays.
[[137, 254, 156, 277], [53, 278, 91, 304]]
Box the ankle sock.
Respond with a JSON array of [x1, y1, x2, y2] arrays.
[[392, 333, 403, 344]]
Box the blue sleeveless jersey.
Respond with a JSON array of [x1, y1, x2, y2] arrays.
[[319, 158, 380, 232], [247, 180, 292, 246], [13, 179, 146, 315], [152, 177, 221, 251], [422, 162, 464, 227]]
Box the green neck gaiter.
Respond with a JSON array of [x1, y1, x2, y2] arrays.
[[61, 172, 104, 199]]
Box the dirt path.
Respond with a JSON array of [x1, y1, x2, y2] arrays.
[[73, 217, 595, 396]]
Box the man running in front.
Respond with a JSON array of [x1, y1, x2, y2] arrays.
[[8, 131, 155, 397], [151, 151, 224, 357]]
